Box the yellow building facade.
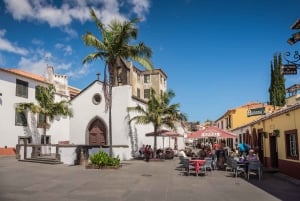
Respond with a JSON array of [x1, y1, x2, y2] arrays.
[[215, 102, 275, 131], [232, 103, 300, 179]]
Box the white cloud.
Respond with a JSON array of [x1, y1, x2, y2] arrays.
[[65, 63, 91, 79], [3, 0, 34, 20], [37, 5, 72, 27], [54, 43, 64, 49], [18, 57, 48, 75], [4, 0, 151, 27], [0, 53, 5, 65], [55, 63, 72, 71], [64, 45, 72, 55], [0, 29, 28, 55], [0, 29, 6, 37], [129, 0, 150, 20], [16, 46, 81, 78], [31, 39, 44, 46], [54, 43, 72, 56], [61, 27, 78, 39], [17, 54, 72, 76]]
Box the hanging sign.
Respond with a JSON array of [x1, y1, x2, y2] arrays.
[[201, 132, 220, 137], [247, 107, 265, 117], [281, 64, 297, 75]]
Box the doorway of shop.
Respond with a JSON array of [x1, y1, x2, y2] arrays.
[[269, 136, 278, 168]]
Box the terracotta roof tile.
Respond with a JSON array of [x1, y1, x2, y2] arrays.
[[2, 68, 48, 83]]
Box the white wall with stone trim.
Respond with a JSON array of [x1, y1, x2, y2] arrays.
[[0, 68, 186, 161]]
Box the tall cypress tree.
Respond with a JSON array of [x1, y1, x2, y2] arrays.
[[268, 53, 286, 107], [269, 62, 274, 105]]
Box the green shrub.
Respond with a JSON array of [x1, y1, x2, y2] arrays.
[[89, 151, 120, 168]]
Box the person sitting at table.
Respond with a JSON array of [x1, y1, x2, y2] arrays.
[[198, 148, 206, 159], [246, 149, 259, 161], [179, 149, 187, 157]]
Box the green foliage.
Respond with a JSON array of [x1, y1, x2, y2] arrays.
[[127, 88, 187, 153], [269, 53, 286, 107], [82, 9, 153, 157], [16, 84, 73, 135], [89, 151, 120, 168]]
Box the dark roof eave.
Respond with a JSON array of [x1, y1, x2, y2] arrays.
[[291, 18, 300, 29]]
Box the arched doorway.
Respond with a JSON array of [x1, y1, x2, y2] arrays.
[[88, 119, 107, 145]]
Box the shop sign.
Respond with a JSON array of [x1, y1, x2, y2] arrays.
[[247, 107, 265, 117], [281, 64, 297, 75], [201, 132, 220, 137]]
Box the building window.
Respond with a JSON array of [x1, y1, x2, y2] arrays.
[[144, 89, 150, 99], [226, 115, 232, 129], [16, 79, 28, 98], [137, 88, 140, 98], [15, 109, 27, 126], [37, 113, 46, 128], [285, 129, 299, 160], [144, 74, 150, 83]]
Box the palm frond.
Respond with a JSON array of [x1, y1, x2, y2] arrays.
[[82, 32, 107, 50], [89, 9, 106, 36], [131, 56, 153, 70], [82, 52, 106, 64]]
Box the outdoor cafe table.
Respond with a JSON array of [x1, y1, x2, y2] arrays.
[[189, 159, 205, 174]]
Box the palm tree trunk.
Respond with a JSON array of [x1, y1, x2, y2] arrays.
[[43, 116, 47, 144], [154, 126, 158, 158]]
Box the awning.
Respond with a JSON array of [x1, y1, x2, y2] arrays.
[[187, 126, 237, 139], [145, 129, 183, 150], [145, 130, 183, 137]]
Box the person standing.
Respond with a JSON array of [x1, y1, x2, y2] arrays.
[[216, 141, 227, 169], [144, 145, 150, 162]]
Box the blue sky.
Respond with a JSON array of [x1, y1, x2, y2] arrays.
[[1, 0, 300, 122]]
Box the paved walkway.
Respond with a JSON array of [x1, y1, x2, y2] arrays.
[[0, 156, 299, 201]]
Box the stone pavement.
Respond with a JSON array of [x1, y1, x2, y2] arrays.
[[0, 156, 299, 201]]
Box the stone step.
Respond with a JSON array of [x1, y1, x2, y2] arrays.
[[19, 157, 63, 165]]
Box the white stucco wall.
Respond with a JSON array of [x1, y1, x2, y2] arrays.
[[1, 69, 186, 161], [0, 70, 44, 147], [69, 81, 109, 145], [0, 69, 72, 148], [69, 81, 185, 161]]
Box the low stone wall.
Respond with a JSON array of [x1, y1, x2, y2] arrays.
[[16, 144, 130, 165]]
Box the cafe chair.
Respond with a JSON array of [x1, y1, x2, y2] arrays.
[[200, 158, 213, 175], [231, 159, 246, 179], [247, 160, 263, 181], [183, 157, 197, 176]]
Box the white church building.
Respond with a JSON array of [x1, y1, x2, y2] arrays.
[[0, 62, 185, 164]]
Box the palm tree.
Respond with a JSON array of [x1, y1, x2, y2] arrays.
[[82, 9, 153, 156], [127, 88, 187, 157], [16, 85, 73, 142]]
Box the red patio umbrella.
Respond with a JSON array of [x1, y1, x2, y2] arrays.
[[145, 129, 170, 136], [145, 130, 183, 150], [187, 126, 237, 139]]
